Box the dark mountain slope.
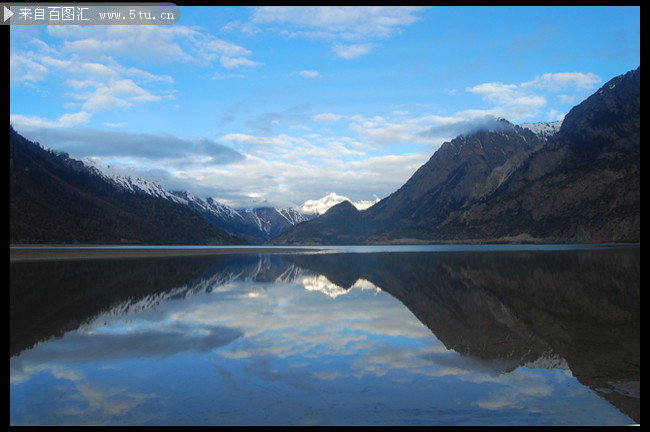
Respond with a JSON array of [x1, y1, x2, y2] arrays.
[[437, 67, 640, 243], [10, 126, 245, 245], [365, 120, 544, 230], [271, 67, 640, 245], [269, 200, 363, 245]]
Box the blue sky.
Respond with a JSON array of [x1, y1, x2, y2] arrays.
[[10, 6, 640, 208]]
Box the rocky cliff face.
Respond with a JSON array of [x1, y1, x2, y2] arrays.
[[271, 67, 640, 245]]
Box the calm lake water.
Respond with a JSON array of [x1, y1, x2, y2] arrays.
[[10, 245, 640, 426]]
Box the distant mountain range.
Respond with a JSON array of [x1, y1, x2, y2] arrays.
[[76, 172, 378, 244], [9, 127, 246, 245], [10, 67, 639, 245], [271, 67, 640, 245], [9, 128, 371, 244]]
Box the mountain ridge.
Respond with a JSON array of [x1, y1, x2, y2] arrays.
[[9, 126, 245, 245], [9, 131, 376, 244], [74, 158, 386, 243], [271, 67, 640, 245]]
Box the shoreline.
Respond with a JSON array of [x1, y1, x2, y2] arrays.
[[9, 245, 323, 262], [9, 243, 638, 262]]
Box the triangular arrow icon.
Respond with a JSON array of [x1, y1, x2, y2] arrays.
[[4, 6, 14, 22]]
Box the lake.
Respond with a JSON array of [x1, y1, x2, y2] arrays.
[[10, 244, 640, 426]]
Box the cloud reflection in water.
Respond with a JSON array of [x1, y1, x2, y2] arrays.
[[10, 251, 638, 426]]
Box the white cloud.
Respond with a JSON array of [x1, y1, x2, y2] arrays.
[[111, 79, 162, 101], [203, 37, 252, 57], [10, 53, 49, 85], [252, 6, 424, 40], [312, 113, 345, 122], [298, 69, 322, 78], [221, 20, 261, 36], [220, 56, 262, 69], [467, 82, 520, 105], [125, 67, 174, 84], [56, 26, 193, 64], [11, 25, 221, 124], [11, 111, 92, 129], [65, 78, 96, 89], [26, 24, 260, 85], [80, 86, 133, 112], [210, 124, 434, 207], [63, 78, 171, 113], [194, 109, 451, 205], [332, 43, 375, 59], [221, 133, 307, 151], [103, 122, 126, 128], [41, 56, 120, 80], [523, 72, 601, 92], [348, 114, 441, 146], [251, 6, 426, 58], [465, 72, 602, 122]]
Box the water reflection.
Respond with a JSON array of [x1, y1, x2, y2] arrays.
[[10, 247, 639, 425]]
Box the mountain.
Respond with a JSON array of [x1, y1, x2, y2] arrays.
[[435, 66, 640, 243], [10, 133, 327, 245], [173, 193, 317, 244], [365, 118, 545, 230], [9, 129, 327, 244], [268, 200, 364, 245], [271, 120, 548, 245], [9, 126, 245, 245], [271, 67, 640, 245], [94, 170, 378, 243], [241, 206, 314, 240], [298, 192, 380, 215], [109, 181, 320, 244]]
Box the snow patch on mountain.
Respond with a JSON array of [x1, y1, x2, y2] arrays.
[[111, 175, 180, 201], [519, 120, 563, 139]]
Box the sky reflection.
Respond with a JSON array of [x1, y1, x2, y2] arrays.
[[10, 253, 637, 426]]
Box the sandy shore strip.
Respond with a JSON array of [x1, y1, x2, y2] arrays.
[[9, 245, 324, 262]]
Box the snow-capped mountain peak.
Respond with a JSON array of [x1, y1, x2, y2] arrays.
[[298, 192, 380, 215], [299, 192, 350, 215]]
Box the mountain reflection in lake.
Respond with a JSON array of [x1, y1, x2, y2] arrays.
[[10, 246, 639, 426]]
